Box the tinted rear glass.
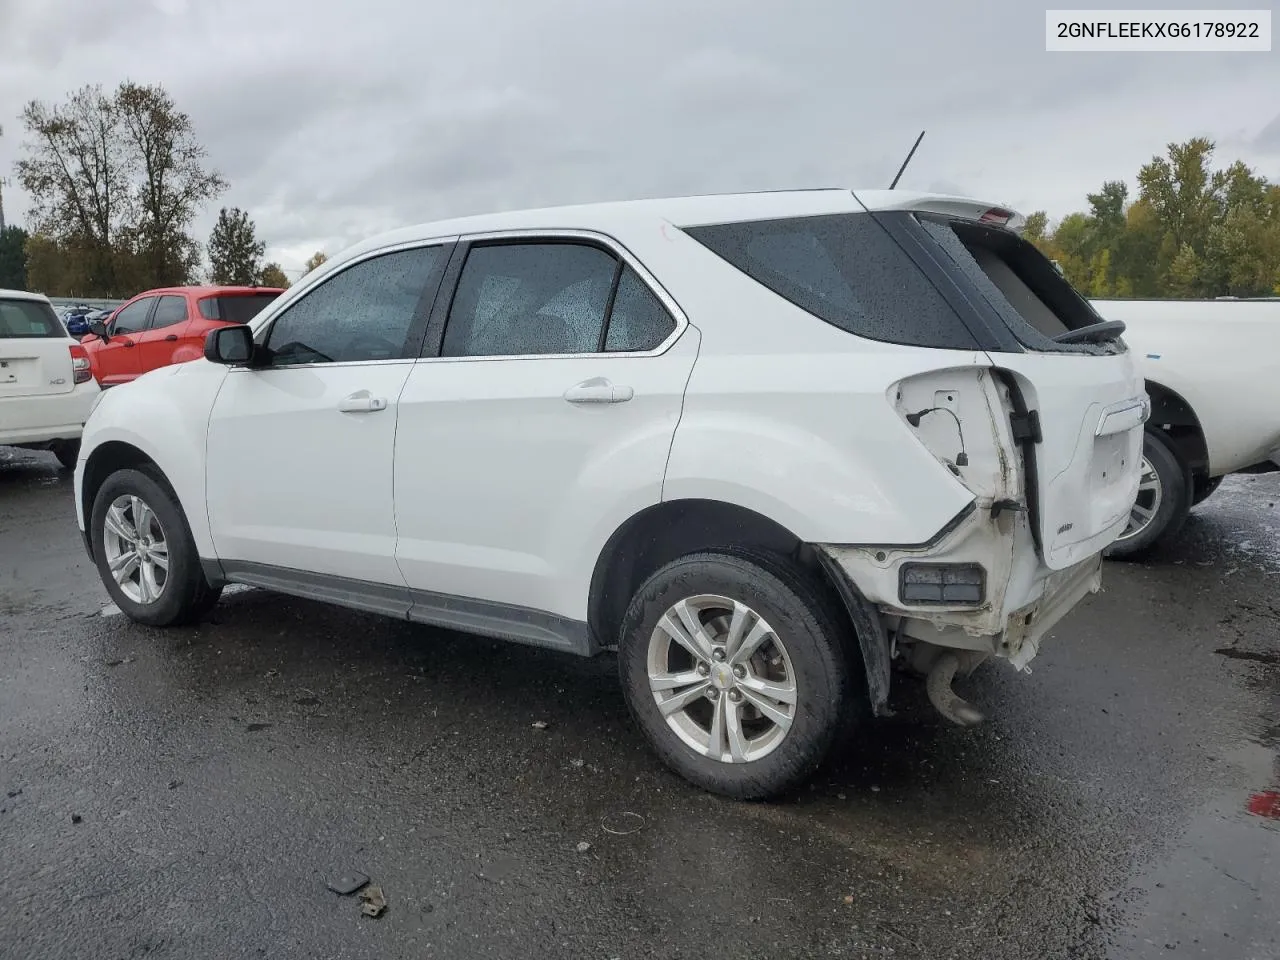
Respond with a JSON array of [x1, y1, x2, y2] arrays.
[[0, 299, 64, 339], [917, 216, 1120, 355], [199, 293, 282, 324], [684, 213, 978, 350]]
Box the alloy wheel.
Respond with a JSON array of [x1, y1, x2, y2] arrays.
[[646, 594, 797, 764], [102, 494, 170, 605]]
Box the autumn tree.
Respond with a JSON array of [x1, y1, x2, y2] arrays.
[[258, 262, 290, 288], [15, 81, 225, 296], [207, 207, 264, 285], [302, 251, 328, 274], [16, 85, 131, 295]]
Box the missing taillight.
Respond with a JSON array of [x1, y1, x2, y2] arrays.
[[69, 345, 93, 384]]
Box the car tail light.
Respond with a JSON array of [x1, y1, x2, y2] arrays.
[[978, 208, 1013, 225], [70, 344, 93, 384]]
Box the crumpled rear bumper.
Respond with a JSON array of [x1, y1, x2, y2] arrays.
[[817, 503, 1106, 672]]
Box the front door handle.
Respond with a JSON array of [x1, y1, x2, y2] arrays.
[[165, 334, 178, 342], [337, 391, 388, 414], [121, 339, 135, 348], [563, 377, 634, 404]]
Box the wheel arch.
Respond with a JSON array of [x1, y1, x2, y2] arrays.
[[80, 441, 170, 559], [1144, 378, 1209, 481], [587, 497, 890, 709]]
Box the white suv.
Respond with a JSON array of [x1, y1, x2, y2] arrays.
[[1, 289, 99, 469], [75, 190, 1147, 797]]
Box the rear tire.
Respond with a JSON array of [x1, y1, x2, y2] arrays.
[[53, 440, 80, 471], [90, 467, 221, 626], [1106, 429, 1192, 559], [618, 550, 855, 799]]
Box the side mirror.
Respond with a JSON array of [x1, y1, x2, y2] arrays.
[[204, 324, 255, 365], [88, 320, 110, 341]]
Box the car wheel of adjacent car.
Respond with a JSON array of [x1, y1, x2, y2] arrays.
[[90, 467, 222, 626], [52, 440, 80, 471], [1106, 430, 1192, 559], [618, 550, 854, 799], [1191, 474, 1223, 507]]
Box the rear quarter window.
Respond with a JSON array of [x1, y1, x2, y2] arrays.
[[683, 213, 978, 350], [199, 293, 283, 324], [0, 299, 64, 339]]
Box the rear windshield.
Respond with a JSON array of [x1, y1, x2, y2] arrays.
[[198, 293, 282, 324], [684, 213, 978, 350], [916, 216, 1120, 354], [0, 299, 64, 339]]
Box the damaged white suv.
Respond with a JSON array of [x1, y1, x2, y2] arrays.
[[75, 190, 1147, 798]]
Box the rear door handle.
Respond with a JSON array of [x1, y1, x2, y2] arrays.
[[563, 377, 634, 404], [164, 334, 178, 342], [337, 391, 388, 413]]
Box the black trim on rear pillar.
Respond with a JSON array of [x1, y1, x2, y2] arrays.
[[212, 559, 595, 656]]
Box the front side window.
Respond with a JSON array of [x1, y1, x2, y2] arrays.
[[112, 298, 155, 335], [442, 243, 618, 357], [264, 246, 443, 366], [151, 296, 188, 330]]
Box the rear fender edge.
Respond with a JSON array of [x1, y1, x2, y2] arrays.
[[814, 551, 894, 718]]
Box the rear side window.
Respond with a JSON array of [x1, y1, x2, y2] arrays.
[[917, 217, 1118, 354], [199, 293, 283, 324], [606, 268, 676, 352], [684, 213, 977, 350], [0, 299, 63, 339], [443, 243, 617, 357], [151, 296, 188, 330]]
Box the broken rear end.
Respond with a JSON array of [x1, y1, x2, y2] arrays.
[[679, 191, 1146, 724]]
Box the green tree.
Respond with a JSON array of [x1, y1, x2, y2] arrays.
[[207, 207, 264, 285], [15, 81, 225, 296], [1166, 243, 1204, 297], [258, 262, 290, 288], [115, 81, 226, 286], [0, 226, 30, 289]]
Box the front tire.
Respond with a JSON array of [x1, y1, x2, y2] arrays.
[[1107, 429, 1192, 559], [1191, 474, 1223, 507], [90, 467, 222, 626], [618, 550, 854, 799]]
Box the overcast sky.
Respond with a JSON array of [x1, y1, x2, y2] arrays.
[[2, 0, 1277, 277]]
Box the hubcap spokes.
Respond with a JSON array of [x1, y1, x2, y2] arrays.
[[647, 595, 797, 764], [102, 494, 169, 605], [1118, 457, 1162, 541]]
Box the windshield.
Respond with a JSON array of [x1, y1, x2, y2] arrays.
[[199, 293, 282, 324], [0, 298, 65, 339]]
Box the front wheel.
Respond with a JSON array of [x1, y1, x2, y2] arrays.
[[90, 467, 222, 626], [1106, 430, 1192, 559], [618, 550, 854, 799]]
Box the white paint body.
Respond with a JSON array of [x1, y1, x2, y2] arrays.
[[0, 289, 100, 447], [1092, 298, 1280, 476], [75, 191, 1145, 669]]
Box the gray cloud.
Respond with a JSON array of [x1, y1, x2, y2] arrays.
[[2, 0, 1277, 274]]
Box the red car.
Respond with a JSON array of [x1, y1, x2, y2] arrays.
[[83, 286, 285, 387]]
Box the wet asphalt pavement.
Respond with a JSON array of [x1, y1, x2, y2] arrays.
[[1, 449, 1277, 960]]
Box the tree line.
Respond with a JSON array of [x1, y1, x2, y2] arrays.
[[4, 86, 1278, 302], [0, 82, 326, 296], [1023, 137, 1279, 299]]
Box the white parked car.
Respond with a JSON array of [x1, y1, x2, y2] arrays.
[[75, 190, 1147, 797], [1, 288, 100, 469], [1090, 297, 1280, 556]]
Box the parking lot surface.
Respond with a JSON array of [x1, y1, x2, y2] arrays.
[[2, 448, 1277, 960]]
